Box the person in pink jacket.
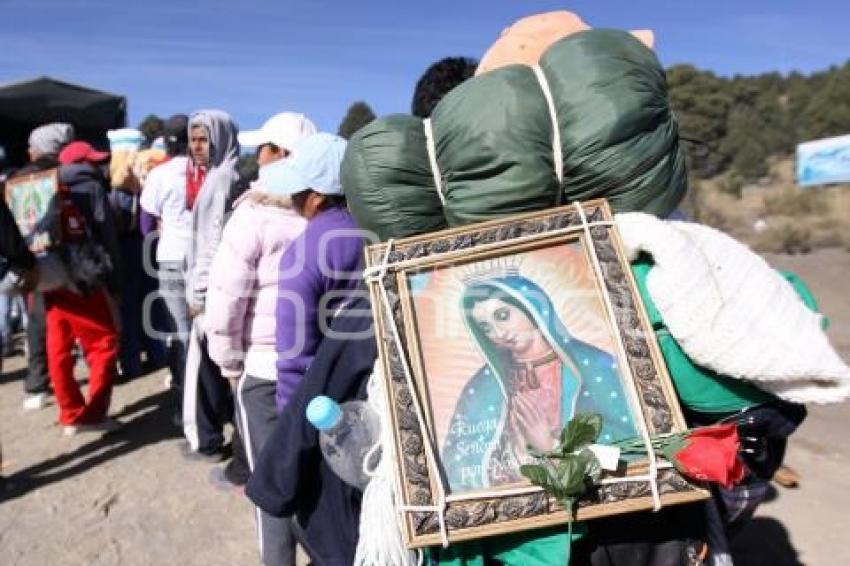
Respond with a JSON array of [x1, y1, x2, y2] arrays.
[[204, 176, 306, 566]]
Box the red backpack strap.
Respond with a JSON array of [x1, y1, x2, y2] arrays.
[[58, 185, 87, 242]]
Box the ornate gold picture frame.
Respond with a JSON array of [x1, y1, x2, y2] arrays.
[[365, 200, 708, 548]]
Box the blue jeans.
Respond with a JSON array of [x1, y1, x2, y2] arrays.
[[1, 293, 26, 373]]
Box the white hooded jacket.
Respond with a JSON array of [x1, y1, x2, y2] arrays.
[[184, 109, 243, 312]]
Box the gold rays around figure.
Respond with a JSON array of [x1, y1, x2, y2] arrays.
[[460, 256, 523, 285]]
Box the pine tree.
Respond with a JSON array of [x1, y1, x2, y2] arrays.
[[137, 114, 164, 146]]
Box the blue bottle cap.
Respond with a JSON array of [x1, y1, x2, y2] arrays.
[[306, 396, 342, 431]]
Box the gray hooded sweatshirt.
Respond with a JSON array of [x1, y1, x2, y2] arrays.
[[185, 109, 241, 311]]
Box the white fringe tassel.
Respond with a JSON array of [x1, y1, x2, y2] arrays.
[[354, 364, 419, 566]]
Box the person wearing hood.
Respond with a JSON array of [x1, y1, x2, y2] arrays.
[[9, 123, 75, 411], [204, 114, 313, 561], [40, 141, 122, 435], [181, 109, 250, 467]]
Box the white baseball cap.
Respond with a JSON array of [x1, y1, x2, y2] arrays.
[[258, 133, 347, 196], [237, 112, 317, 151]]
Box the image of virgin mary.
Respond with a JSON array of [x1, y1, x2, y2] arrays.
[[441, 274, 638, 493]]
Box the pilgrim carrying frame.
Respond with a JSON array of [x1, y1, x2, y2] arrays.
[[365, 200, 708, 548]]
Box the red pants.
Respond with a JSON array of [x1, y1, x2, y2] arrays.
[[45, 288, 119, 425]]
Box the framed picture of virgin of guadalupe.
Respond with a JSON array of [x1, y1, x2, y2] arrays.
[[5, 168, 61, 249], [365, 200, 709, 548]]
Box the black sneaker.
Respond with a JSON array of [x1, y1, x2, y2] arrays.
[[222, 457, 250, 486], [208, 466, 244, 492], [179, 441, 227, 464]]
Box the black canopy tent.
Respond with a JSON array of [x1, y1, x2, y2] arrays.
[[0, 76, 126, 168]]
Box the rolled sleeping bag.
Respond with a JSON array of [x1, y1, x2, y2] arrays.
[[541, 29, 687, 217], [431, 65, 561, 227], [342, 29, 687, 241], [341, 114, 446, 242]]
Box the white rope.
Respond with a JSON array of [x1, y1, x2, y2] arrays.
[[574, 202, 663, 511], [355, 365, 419, 566], [364, 240, 451, 548], [422, 118, 446, 206], [532, 65, 564, 188]]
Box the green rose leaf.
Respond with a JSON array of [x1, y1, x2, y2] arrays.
[[577, 448, 603, 483], [559, 413, 603, 454], [555, 456, 588, 497], [523, 414, 610, 519], [520, 464, 555, 490]]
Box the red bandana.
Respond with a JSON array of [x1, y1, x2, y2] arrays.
[[185, 161, 207, 210]]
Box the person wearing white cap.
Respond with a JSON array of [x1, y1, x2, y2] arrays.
[[203, 156, 309, 566], [265, 133, 363, 418], [238, 112, 317, 167], [236, 133, 363, 564]]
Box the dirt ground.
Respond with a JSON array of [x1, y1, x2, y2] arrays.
[[730, 249, 850, 566], [1, 249, 848, 565]]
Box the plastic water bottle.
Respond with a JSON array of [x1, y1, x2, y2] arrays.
[[306, 396, 381, 489]]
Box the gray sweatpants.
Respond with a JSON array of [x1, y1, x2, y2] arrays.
[[237, 374, 297, 566]]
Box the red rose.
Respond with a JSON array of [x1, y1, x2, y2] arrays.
[[669, 424, 746, 489]]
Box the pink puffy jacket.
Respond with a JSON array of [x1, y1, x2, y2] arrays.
[[205, 194, 306, 378]]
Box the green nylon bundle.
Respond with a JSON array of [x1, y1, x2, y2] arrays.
[[342, 29, 687, 242]]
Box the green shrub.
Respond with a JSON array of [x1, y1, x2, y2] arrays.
[[750, 218, 812, 254], [763, 188, 829, 217]]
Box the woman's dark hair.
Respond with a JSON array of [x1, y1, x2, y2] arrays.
[[463, 284, 536, 341], [163, 114, 189, 157], [165, 137, 188, 158], [291, 190, 347, 214], [257, 142, 281, 155], [411, 56, 479, 118], [463, 284, 539, 377], [317, 194, 346, 211]]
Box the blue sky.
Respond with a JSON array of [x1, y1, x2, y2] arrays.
[[1, 0, 848, 134]]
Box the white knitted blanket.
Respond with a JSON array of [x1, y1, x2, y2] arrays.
[[616, 212, 850, 405]]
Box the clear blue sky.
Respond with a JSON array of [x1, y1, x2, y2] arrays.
[[1, 0, 848, 134]]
